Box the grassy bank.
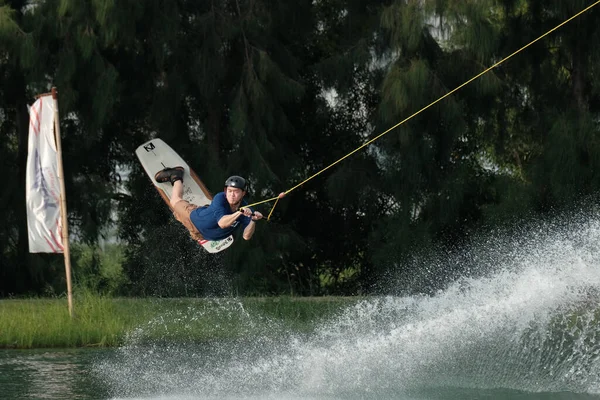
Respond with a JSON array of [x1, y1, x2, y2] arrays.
[[0, 295, 360, 349]]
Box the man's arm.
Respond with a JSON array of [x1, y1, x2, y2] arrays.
[[218, 211, 243, 228], [243, 220, 256, 240], [242, 211, 263, 240]]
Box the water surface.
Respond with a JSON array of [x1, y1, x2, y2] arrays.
[[3, 215, 600, 399]]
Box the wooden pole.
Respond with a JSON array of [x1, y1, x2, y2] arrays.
[[51, 87, 74, 317]]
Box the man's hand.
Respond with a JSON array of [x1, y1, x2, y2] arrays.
[[241, 208, 263, 221]]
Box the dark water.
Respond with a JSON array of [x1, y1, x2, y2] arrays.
[[0, 348, 110, 399], [2, 217, 600, 399], [0, 346, 599, 400]]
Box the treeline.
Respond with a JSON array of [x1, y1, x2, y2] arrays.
[[1, 1, 599, 297]]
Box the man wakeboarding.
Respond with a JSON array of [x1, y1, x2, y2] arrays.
[[154, 167, 264, 242]]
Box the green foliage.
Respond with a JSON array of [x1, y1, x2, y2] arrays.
[[0, 292, 128, 348], [0, 4, 19, 46], [381, 0, 426, 53], [71, 243, 128, 295], [1, 0, 600, 297], [0, 296, 360, 348]]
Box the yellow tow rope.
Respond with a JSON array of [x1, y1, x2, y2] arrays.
[[245, 0, 600, 221]]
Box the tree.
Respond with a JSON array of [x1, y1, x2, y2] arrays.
[[0, 0, 52, 295]]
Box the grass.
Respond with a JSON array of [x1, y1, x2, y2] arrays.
[[0, 294, 360, 349]]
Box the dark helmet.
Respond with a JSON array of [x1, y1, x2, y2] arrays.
[[224, 175, 247, 190]]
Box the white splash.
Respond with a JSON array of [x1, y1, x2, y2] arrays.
[[98, 214, 600, 399]]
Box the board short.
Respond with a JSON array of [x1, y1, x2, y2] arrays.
[[172, 199, 205, 241]]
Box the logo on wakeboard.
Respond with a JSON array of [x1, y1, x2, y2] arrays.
[[143, 142, 155, 152], [211, 236, 234, 250]]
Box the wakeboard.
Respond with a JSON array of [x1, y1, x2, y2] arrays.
[[135, 138, 234, 253]]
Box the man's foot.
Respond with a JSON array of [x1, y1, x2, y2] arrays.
[[155, 167, 184, 185]]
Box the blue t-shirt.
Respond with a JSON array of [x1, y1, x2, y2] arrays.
[[190, 192, 252, 241]]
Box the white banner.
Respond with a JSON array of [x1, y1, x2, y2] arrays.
[[25, 95, 64, 253]]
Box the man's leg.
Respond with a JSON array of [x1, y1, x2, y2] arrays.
[[170, 180, 205, 241], [155, 167, 204, 240], [171, 180, 184, 208], [155, 166, 184, 206]]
